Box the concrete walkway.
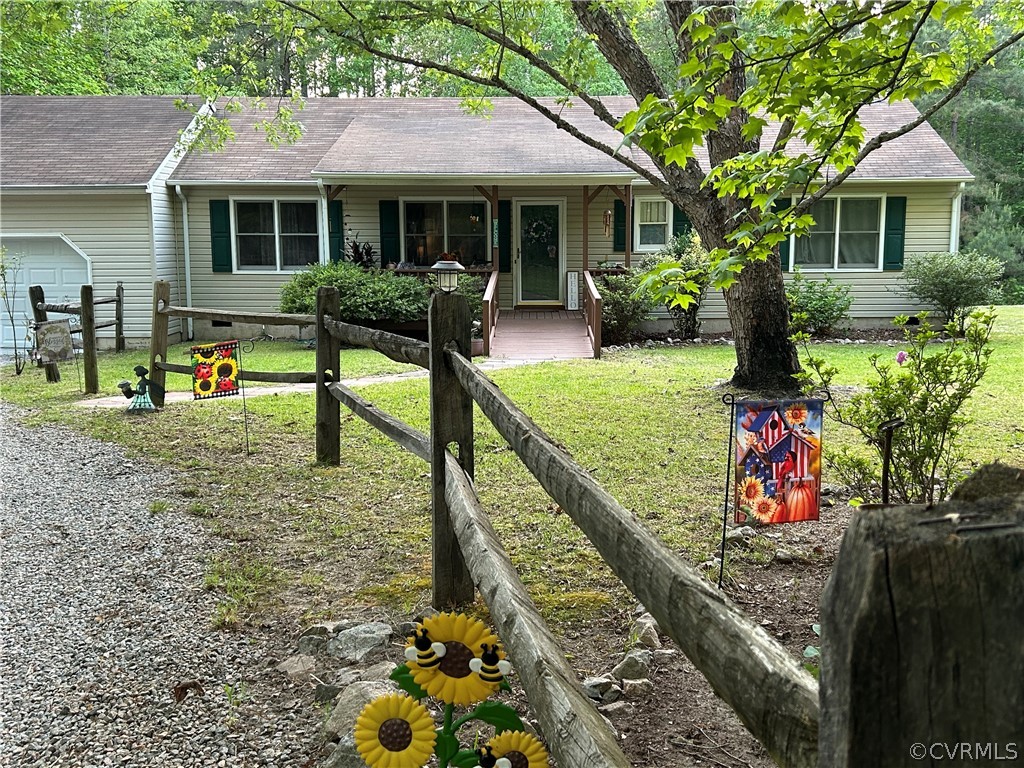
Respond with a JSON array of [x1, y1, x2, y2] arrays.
[[76, 357, 551, 409]]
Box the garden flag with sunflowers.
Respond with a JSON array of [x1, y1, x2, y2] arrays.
[[734, 399, 824, 524], [191, 341, 240, 400]]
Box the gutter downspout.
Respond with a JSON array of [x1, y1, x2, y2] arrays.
[[175, 184, 194, 340], [950, 182, 965, 253], [317, 178, 329, 264]]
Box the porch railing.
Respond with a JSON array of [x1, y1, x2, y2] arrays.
[[582, 270, 602, 359], [481, 270, 500, 356]]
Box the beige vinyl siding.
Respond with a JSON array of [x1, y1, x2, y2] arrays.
[[184, 185, 325, 323], [693, 181, 958, 325], [150, 187, 182, 337], [183, 179, 959, 329], [0, 192, 157, 344]]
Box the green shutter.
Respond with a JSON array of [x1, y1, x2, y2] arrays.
[[672, 205, 691, 238], [883, 196, 907, 271], [498, 200, 512, 273], [379, 200, 400, 267], [210, 199, 232, 273], [613, 199, 626, 252], [773, 198, 791, 272], [328, 200, 343, 263]]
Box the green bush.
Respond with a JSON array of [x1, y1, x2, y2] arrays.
[[796, 309, 995, 504], [279, 261, 429, 324], [637, 232, 712, 339], [901, 250, 1003, 334], [1000, 277, 1024, 306], [786, 268, 853, 337], [599, 270, 654, 346]]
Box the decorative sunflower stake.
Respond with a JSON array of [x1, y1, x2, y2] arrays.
[[354, 612, 549, 768]]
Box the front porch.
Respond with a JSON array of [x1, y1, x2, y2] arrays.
[[487, 309, 594, 361]]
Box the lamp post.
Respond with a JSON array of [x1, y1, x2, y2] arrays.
[[431, 257, 465, 293]]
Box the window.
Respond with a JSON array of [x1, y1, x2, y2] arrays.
[[403, 200, 489, 267], [634, 198, 671, 251], [234, 200, 320, 271], [793, 196, 883, 270]]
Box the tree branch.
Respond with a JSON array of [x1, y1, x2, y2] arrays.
[[280, 0, 670, 190]]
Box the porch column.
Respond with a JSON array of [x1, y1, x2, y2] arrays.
[[475, 184, 500, 271], [583, 186, 589, 271], [625, 185, 632, 269]]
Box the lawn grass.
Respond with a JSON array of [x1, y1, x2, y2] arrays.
[[2, 307, 1021, 632]]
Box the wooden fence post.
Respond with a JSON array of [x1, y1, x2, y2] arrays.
[[428, 290, 475, 609], [115, 281, 125, 352], [818, 467, 1024, 767], [28, 284, 60, 383], [80, 283, 99, 394], [149, 281, 170, 407], [315, 286, 341, 465]]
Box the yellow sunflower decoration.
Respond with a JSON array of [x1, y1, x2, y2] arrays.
[[751, 496, 779, 524], [737, 476, 765, 506], [404, 612, 504, 706], [486, 731, 549, 768], [354, 693, 435, 768]]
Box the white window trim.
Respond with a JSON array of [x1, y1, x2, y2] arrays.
[[788, 193, 887, 272], [632, 195, 673, 253], [229, 195, 325, 274], [398, 196, 492, 264]]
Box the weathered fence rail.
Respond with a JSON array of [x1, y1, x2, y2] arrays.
[[30, 281, 125, 391], [312, 285, 819, 767]]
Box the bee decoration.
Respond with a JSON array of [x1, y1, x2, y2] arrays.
[[404, 627, 447, 669], [473, 745, 512, 768], [469, 642, 513, 684]]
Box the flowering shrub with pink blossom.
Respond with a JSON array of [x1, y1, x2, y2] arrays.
[[794, 310, 995, 503]]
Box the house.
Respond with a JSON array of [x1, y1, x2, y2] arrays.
[[0, 95, 971, 351], [0, 96, 201, 353]]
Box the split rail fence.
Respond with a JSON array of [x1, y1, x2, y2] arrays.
[[312, 284, 823, 767], [30, 281, 125, 392], [144, 280, 1021, 768]]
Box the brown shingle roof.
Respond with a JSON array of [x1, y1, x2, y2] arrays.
[[1, 96, 200, 187], [2, 95, 969, 186]]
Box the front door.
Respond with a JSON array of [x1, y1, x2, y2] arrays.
[[515, 201, 563, 304]]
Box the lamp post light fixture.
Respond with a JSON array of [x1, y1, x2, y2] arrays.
[[431, 257, 465, 293]]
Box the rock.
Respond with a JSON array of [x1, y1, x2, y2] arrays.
[[297, 635, 328, 656], [654, 648, 677, 661], [611, 650, 652, 681], [621, 678, 655, 697], [314, 683, 342, 704], [395, 621, 418, 638], [359, 661, 397, 682], [323, 680, 395, 739], [275, 654, 315, 679], [725, 526, 755, 546], [582, 674, 618, 702], [775, 549, 796, 564], [633, 613, 661, 649], [333, 668, 362, 687], [598, 701, 629, 716], [326, 622, 392, 663]]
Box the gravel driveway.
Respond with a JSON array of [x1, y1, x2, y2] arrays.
[[0, 403, 317, 767]]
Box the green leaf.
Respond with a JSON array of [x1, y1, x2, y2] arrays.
[[390, 663, 427, 700], [435, 731, 460, 765], [451, 750, 481, 768], [465, 701, 525, 734]]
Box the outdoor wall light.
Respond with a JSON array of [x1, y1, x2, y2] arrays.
[[431, 257, 465, 293]]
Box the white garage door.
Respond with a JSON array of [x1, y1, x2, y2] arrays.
[[0, 235, 91, 355]]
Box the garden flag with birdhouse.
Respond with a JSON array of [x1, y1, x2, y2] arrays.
[[734, 399, 824, 524], [191, 340, 240, 400]]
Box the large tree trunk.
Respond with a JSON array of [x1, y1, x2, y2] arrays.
[[681, 183, 801, 390], [724, 258, 801, 389]]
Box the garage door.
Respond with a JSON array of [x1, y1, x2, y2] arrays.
[[0, 235, 91, 355]]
